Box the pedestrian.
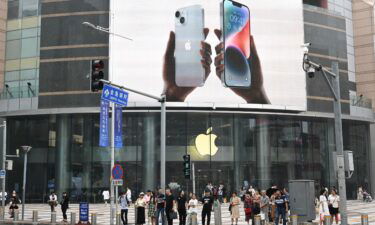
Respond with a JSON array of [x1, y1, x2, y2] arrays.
[[165, 188, 176, 225], [147, 192, 156, 225], [177, 191, 187, 225], [155, 189, 166, 225], [252, 191, 261, 225], [328, 189, 340, 224], [260, 190, 270, 223], [60, 192, 69, 222], [230, 192, 241, 225], [8, 191, 19, 218], [319, 189, 330, 225], [357, 186, 363, 201], [243, 193, 253, 225], [119, 192, 130, 225], [144, 190, 152, 204], [201, 190, 213, 225], [187, 193, 199, 224], [136, 192, 146, 225], [48, 192, 58, 212], [218, 184, 224, 203], [102, 190, 110, 206], [274, 190, 288, 225]]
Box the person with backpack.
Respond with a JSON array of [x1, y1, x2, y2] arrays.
[[119, 191, 131, 225]]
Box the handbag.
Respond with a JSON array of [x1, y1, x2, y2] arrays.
[[170, 211, 178, 219]]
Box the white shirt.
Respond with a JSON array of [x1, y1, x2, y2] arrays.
[[319, 195, 330, 215], [328, 194, 340, 208], [188, 199, 199, 214], [49, 194, 57, 201], [102, 190, 110, 200]]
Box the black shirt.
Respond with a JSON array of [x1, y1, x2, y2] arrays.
[[165, 194, 174, 210], [156, 194, 165, 209], [177, 196, 187, 210], [201, 196, 213, 211]]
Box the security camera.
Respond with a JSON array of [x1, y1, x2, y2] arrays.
[[301, 43, 311, 54], [307, 67, 315, 78]]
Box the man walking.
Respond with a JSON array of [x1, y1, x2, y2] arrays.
[[201, 191, 214, 225], [119, 192, 130, 225], [165, 188, 176, 225], [274, 190, 288, 225]]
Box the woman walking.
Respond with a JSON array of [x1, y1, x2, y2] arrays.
[[136, 192, 146, 225], [328, 189, 340, 224], [319, 189, 330, 225], [230, 192, 241, 225], [147, 192, 156, 225], [243, 193, 253, 225], [177, 191, 187, 225], [60, 192, 69, 222]]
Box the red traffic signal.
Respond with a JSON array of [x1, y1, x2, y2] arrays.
[[90, 60, 104, 92]]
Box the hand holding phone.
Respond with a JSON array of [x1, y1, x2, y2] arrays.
[[214, 29, 270, 104], [162, 29, 212, 102]]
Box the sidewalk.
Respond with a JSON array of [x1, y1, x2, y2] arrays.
[[0, 200, 374, 225]]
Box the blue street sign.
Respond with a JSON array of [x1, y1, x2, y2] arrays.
[[112, 164, 124, 179], [101, 84, 129, 106], [99, 100, 110, 147], [0, 170, 5, 179], [114, 104, 123, 148], [79, 202, 89, 222]]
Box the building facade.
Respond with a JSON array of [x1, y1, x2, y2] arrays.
[[0, 0, 374, 203]]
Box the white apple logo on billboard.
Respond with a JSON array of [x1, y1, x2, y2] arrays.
[[185, 40, 191, 51], [194, 127, 218, 156]]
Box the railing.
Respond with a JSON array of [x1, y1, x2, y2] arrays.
[[0, 85, 39, 100], [350, 95, 373, 109]]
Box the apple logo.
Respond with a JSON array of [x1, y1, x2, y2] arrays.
[[194, 127, 219, 156], [185, 40, 191, 51]]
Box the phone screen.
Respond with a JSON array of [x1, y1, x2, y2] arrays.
[[223, 0, 251, 87]]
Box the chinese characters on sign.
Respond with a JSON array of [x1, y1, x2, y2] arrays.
[[99, 100, 109, 147]]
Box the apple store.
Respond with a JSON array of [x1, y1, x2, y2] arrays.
[[4, 111, 370, 202]]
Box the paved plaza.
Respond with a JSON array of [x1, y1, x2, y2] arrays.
[[0, 200, 374, 224]]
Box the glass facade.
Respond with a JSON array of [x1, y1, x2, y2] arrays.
[[1, 0, 40, 99], [4, 112, 371, 202]]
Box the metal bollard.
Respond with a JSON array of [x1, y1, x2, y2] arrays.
[[214, 200, 222, 225], [116, 213, 121, 225], [91, 213, 97, 225], [290, 215, 298, 225], [323, 215, 331, 225], [254, 215, 261, 225], [32, 210, 38, 222], [13, 210, 19, 221], [361, 213, 369, 225], [70, 212, 76, 225], [51, 211, 56, 224]]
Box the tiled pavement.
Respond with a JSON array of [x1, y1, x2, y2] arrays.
[[0, 200, 374, 224]]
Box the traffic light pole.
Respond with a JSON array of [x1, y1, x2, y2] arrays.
[[1, 121, 6, 220], [99, 79, 167, 192]]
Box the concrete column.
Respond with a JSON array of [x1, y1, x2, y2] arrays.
[[55, 114, 71, 196], [142, 115, 156, 191], [369, 123, 375, 197], [327, 122, 337, 189], [256, 117, 271, 189], [233, 117, 242, 192], [82, 116, 92, 195]]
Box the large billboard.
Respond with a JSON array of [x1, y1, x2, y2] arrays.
[[110, 0, 306, 110]]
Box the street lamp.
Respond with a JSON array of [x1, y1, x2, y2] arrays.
[[302, 47, 348, 225], [19, 145, 31, 221]]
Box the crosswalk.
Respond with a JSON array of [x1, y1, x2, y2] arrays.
[[0, 200, 374, 224]]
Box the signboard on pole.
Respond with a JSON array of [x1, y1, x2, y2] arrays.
[[112, 164, 124, 179], [99, 100, 110, 147], [114, 104, 123, 148], [79, 202, 89, 222], [101, 84, 129, 106], [0, 170, 5, 179]]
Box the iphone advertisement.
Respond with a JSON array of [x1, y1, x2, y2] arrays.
[[110, 0, 306, 110]]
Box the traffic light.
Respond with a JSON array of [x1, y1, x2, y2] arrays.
[[90, 60, 104, 92], [183, 154, 191, 179]]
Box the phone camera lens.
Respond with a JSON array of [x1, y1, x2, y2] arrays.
[[175, 11, 180, 18], [180, 17, 185, 24]]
